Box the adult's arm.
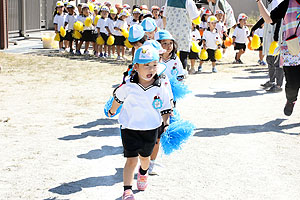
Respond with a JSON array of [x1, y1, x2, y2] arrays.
[[274, 18, 282, 41], [256, 0, 288, 24], [250, 18, 264, 36]]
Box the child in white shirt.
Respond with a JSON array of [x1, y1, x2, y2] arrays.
[[232, 13, 251, 64], [199, 16, 222, 73], [114, 9, 130, 60], [53, 1, 66, 52], [105, 8, 118, 58]]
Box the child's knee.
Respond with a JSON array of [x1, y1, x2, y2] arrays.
[[126, 157, 138, 166]]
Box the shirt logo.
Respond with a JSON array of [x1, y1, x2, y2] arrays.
[[152, 96, 162, 109], [171, 66, 178, 76]]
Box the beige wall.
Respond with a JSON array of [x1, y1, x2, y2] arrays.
[[227, 0, 260, 18]]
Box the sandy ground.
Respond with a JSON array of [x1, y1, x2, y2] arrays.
[[1, 46, 300, 200]]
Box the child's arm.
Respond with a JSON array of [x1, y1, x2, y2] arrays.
[[97, 28, 101, 36], [162, 114, 170, 132], [108, 100, 121, 117], [54, 24, 58, 34], [105, 27, 111, 36], [202, 40, 206, 49]]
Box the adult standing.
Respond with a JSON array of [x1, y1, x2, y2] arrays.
[[257, 0, 300, 116], [163, 0, 200, 70], [250, 0, 284, 93]]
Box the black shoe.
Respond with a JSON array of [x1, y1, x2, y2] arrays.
[[284, 101, 295, 116], [266, 85, 283, 93], [261, 81, 273, 88], [238, 59, 243, 64]]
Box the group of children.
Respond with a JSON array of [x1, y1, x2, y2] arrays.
[[53, 1, 165, 60]]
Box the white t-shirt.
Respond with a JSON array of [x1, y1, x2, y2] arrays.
[[203, 29, 222, 50], [96, 17, 108, 34], [154, 17, 163, 29], [129, 19, 140, 27], [160, 73, 174, 101], [191, 29, 201, 41], [199, 22, 208, 30], [77, 15, 94, 31], [113, 74, 172, 130], [105, 18, 118, 35], [255, 27, 264, 38], [53, 14, 66, 30], [162, 55, 185, 79], [216, 21, 226, 37], [126, 16, 133, 26], [233, 25, 250, 44], [114, 19, 128, 36], [65, 14, 77, 31]]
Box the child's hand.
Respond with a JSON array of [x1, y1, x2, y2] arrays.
[[164, 124, 169, 132], [107, 109, 116, 117]]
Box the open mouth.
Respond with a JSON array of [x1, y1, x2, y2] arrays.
[[146, 74, 153, 78]]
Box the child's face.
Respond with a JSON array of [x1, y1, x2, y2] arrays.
[[94, 10, 98, 15], [67, 7, 74, 14], [240, 19, 247, 26], [101, 11, 108, 18], [145, 30, 156, 40], [216, 14, 223, 21], [78, 6, 82, 13], [132, 41, 143, 49], [205, 15, 210, 21], [209, 21, 217, 29], [83, 8, 89, 16], [57, 7, 63, 14], [135, 61, 158, 81], [161, 39, 174, 54], [121, 15, 128, 20], [152, 10, 159, 17], [133, 13, 140, 20], [111, 13, 116, 19]]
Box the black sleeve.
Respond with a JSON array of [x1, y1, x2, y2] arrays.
[[250, 18, 265, 36], [273, 18, 282, 41], [218, 1, 225, 13], [270, 0, 289, 25]]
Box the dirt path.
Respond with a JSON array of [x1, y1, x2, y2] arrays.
[[1, 48, 300, 200]]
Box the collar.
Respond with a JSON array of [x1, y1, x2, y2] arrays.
[[132, 19, 138, 22], [237, 24, 244, 29], [207, 27, 217, 32], [101, 17, 105, 19], [130, 73, 161, 87]]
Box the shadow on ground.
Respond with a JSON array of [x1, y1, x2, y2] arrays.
[[73, 118, 118, 129], [194, 118, 300, 137], [58, 127, 120, 140], [77, 145, 123, 160], [49, 168, 123, 195], [195, 89, 271, 98]]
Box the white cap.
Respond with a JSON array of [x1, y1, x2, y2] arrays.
[[56, 1, 64, 7], [133, 8, 141, 14], [66, 1, 76, 8], [81, 3, 89, 9], [207, 16, 217, 23], [215, 10, 224, 15], [119, 9, 130, 17], [101, 6, 109, 12], [238, 13, 248, 21]]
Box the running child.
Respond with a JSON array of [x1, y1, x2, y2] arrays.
[[232, 13, 251, 64], [155, 30, 185, 81], [189, 23, 201, 74], [108, 45, 171, 200], [198, 16, 222, 73]]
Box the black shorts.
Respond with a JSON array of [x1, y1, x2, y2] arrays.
[[100, 32, 108, 45], [64, 30, 74, 42], [114, 35, 125, 46], [189, 49, 199, 59], [157, 123, 165, 140], [81, 30, 95, 42], [58, 32, 65, 42], [93, 32, 98, 42], [200, 49, 216, 62], [234, 43, 246, 51], [121, 128, 158, 158]]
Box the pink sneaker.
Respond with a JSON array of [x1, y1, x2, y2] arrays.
[[122, 189, 135, 200], [137, 170, 148, 191]]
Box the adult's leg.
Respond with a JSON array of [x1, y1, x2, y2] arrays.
[[266, 55, 276, 84], [179, 51, 189, 69], [274, 55, 284, 87]]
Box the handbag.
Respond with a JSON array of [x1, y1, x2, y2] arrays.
[[285, 20, 300, 55]]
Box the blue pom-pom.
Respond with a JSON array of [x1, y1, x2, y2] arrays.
[[169, 76, 191, 102], [104, 96, 122, 117], [160, 120, 195, 155], [170, 108, 181, 124]]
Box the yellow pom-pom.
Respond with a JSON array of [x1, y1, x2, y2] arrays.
[[85, 17, 93, 27], [74, 21, 84, 32], [251, 34, 261, 49], [121, 28, 129, 38], [107, 35, 115, 46], [191, 41, 201, 53], [269, 41, 279, 55], [72, 30, 82, 39], [94, 15, 101, 26], [124, 39, 133, 48], [215, 49, 222, 60], [192, 15, 201, 25], [60, 26, 66, 37], [96, 36, 105, 45], [176, 51, 180, 57], [88, 3, 94, 13], [200, 49, 208, 60], [54, 33, 60, 41]]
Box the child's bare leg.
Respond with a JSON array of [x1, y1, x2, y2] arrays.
[[84, 42, 90, 51], [99, 45, 103, 54], [108, 46, 111, 56], [117, 45, 121, 56], [59, 41, 63, 49], [123, 157, 138, 186], [112, 45, 116, 55], [77, 41, 83, 51], [104, 45, 107, 54], [212, 62, 216, 68], [64, 40, 69, 48], [259, 50, 264, 61], [139, 155, 150, 171], [121, 46, 125, 57], [190, 59, 195, 71]]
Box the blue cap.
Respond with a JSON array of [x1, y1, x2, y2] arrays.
[[128, 24, 145, 43], [143, 40, 166, 54], [141, 18, 157, 32], [133, 45, 160, 64], [154, 30, 174, 41]]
